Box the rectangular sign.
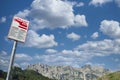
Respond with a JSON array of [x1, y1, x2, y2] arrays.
[[8, 16, 29, 42]]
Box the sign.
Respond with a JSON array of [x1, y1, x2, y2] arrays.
[[6, 16, 29, 80], [8, 16, 29, 42]]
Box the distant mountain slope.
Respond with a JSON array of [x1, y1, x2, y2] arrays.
[[0, 67, 56, 80], [27, 64, 109, 80], [97, 71, 120, 80]]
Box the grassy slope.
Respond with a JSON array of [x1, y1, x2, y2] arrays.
[[97, 71, 120, 80], [0, 67, 56, 80]]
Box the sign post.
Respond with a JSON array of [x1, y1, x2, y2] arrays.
[[6, 41, 17, 80], [6, 16, 29, 80]]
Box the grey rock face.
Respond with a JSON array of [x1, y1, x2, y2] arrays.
[[27, 64, 109, 80]]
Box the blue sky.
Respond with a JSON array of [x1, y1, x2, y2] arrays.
[[0, 0, 120, 71]]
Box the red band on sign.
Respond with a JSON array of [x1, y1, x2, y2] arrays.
[[18, 26, 27, 30], [14, 18, 28, 30]]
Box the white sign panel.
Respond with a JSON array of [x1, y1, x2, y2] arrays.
[[8, 16, 29, 42]]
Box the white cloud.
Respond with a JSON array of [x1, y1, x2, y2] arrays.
[[0, 60, 8, 66], [118, 64, 120, 70], [45, 49, 57, 54], [0, 52, 33, 70], [14, 62, 30, 69], [76, 39, 120, 56], [115, 0, 120, 7], [85, 62, 105, 68], [24, 30, 58, 48], [0, 16, 6, 23], [0, 51, 7, 56], [16, 0, 88, 30], [75, 2, 85, 7], [29, 0, 74, 29], [89, 0, 112, 7], [74, 15, 88, 27], [15, 53, 33, 61], [33, 48, 101, 68], [67, 32, 80, 41], [16, 9, 30, 18], [114, 58, 119, 62], [91, 32, 99, 39], [100, 20, 120, 39], [0, 51, 9, 70], [29, 38, 120, 68], [20, 62, 30, 69], [61, 49, 80, 56], [14, 63, 20, 67], [34, 51, 82, 67], [34, 49, 93, 67]]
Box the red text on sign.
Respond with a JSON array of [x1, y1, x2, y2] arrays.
[[14, 18, 28, 30]]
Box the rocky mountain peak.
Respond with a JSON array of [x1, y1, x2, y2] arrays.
[[27, 63, 109, 80]]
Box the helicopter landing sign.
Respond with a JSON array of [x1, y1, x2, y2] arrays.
[[8, 16, 29, 42]]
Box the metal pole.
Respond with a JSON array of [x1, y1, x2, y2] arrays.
[[6, 40, 17, 80]]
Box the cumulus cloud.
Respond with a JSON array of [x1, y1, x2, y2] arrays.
[[33, 48, 101, 67], [25, 30, 58, 48], [76, 39, 120, 56], [114, 58, 119, 62], [100, 20, 120, 39], [14, 62, 30, 69], [89, 0, 112, 7], [16, 0, 88, 30], [20, 62, 30, 69], [0, 52, 31, 71], [32, 38, 120, 67], [34, 50, 84, 67], [45, 49, 57, 54], [14, 53, 33, 69], [85, 62, 105, 68], [0, 51, 7, 56], [15, 53, 33, 61], [13, 40, 120, 68], [0, 51, 9, 70], [67, 32, 80, 41], [75, 2, 85, 7], [14, 63, 20, 67], [91, 32, 99, 39], [74, 15, 88, 27], [115, 0, 120, 7], [0, 16, 6, 23], [61, 49, 83, 57], [16, 9, 30, 18]]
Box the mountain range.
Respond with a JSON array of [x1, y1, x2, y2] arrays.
[[27, 64, 109, 80], [1, 65, 119, 80]]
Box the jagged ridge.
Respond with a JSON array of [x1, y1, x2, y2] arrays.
[[27, 64, 109, 80]]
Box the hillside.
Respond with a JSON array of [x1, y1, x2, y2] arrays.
[[0, 70, 6, 80], [97, 71, 120, 80], [0, 67, 56, 80]]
